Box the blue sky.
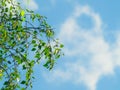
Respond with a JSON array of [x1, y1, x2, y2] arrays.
[[22, 0, 120, 90]]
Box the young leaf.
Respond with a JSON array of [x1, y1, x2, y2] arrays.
[[21, 10, 25, 16]]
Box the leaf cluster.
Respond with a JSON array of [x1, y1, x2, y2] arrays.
[[0, 0, 63, 89]]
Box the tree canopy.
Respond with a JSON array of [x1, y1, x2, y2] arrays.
[[0, 0, 63, 89]]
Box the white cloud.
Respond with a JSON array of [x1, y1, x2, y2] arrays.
[[43, 5, 120, 90], [22, 0, 38, 10], [5, 0, 38, 12]]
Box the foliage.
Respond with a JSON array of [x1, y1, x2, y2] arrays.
[[0, 0, 63, 89]]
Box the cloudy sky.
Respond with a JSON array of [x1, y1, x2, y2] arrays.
[[22, 0, 120, 90]]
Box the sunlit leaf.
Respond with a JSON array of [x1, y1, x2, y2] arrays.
[[21, 10, 25, 16]]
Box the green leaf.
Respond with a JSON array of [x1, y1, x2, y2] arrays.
[[21, 88, 25, 90], [20, 48, 25, 52], [21, 10, 25, 16], [10, 6, 12, 10], [35, 53, 40, 58], [21, 17, 26, 21], [22, 65, 26, 70], [46, 30, 54, 37], [32, 40, 36, 44], [38, 44, 41, 49], [29, 60, 35, 67], [7, 61, 11, 64], [5, 8, 8, 12], [43, 63, 48, 68], [55, 54, 60, 59], [31, 48, 36, 51], [4, 81, 9, 85], [33, 31, 37, 35], [43, 60, 50, 68], [60, 44, 64, 48], [31, 14, 35, 21], [21, 80, 26, 84]]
